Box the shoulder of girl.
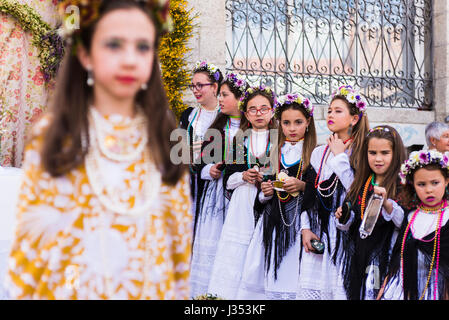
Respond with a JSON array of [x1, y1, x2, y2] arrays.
[[30, 113, 53, 138], [182, 107, 194, 116], [311, 144, 328, 157], [180, 107, 194, 120]]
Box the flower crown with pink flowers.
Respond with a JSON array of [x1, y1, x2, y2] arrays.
[[238, 85, 277, 112], [193, 61, 222, 82], [58, 0, 172, 40], [274, 93, 314, 119], [399, 150, 449, 185], [224, 72, 248, 94], [331, 85, 368, 114]]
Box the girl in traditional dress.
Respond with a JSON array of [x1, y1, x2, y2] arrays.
[[5, 0, 191, 300], [378, 150, 449, 300], [334, 125, 406, 300], [297, 85, 370, 300], [236, 92, 317, 300], [189, 72, 248, 298], [207, 85, 277, 299], [179, 61, 223, 218]]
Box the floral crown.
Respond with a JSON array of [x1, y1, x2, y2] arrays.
[[399, 150, 449, 185], [367, 126, 396, 137], [224, 73, 248, 94], [193, 61, 222, 82], [331, 85, 367, 114], [58, 0, 173, 40], [238, 85, 276, 112], [274, 93, 314, 119]]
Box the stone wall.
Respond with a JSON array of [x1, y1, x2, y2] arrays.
[[184, 0, 226, 107]]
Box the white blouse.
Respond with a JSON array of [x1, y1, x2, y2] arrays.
[[300, 144, 354, 231], [258, 140, 304, 203], [188, 106, 219, 141], [226, 129, 270, 190], [201, 117, 241, 181]]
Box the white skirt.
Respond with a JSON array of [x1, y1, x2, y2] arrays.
[[296, 215, 347, 300], [190, 176, 228, 298], [236, 216, 266, 299], [265, 229, 301, 300], [207, 182, 258, 299]]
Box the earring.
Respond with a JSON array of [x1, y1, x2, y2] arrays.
[[141, 83, 148, 91], [306, 126, 309, 133], [87, 69, 94, 87], [347, 124, 353, 136]]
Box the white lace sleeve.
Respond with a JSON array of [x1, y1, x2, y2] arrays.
[[327, 152, 354, 190], [335, 210, 354, 231], [226, 172, 246, 190], [258, 191, 273, 203], [300, 210, 310, 231], [381, 199, 404, 228], [201, 163, 215, 181]]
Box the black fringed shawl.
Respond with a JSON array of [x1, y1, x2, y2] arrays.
[[339, 183, 400, 300], [191, 126, 227, 244], [222, 134, 272, 224], [300, 166, 346, 259], [179, 107, 206, 223], [257, 164, 316, 280], [386, 211, 449, 300]]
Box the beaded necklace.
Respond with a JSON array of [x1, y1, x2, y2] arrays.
[[247, 130, 270, 169], [400, 200, 447, 300], [360, 174, 379, 220], [419, 200, 446, 214], [277, 157, 303, 227], [276, 144, 303, 202], [314, 138, 352, 190], [223, 117, 240, 162], [186, 105, 219, 172]]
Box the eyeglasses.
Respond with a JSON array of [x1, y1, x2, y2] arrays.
[[188, 83, 214, 91], [247, 107, 271, 116]]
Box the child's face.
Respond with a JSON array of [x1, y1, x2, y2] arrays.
[[245, 95, 272, 130], [82, 8, 156, 102], [413, 167, 449, 207], [367, 138, 393, 179], [191, 72, 218, 106], [326, 99, 358, 134], [218, 84, 239, 117], [280, 108, 309, 142]]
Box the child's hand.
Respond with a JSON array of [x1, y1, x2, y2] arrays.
[[327, 133, 351, 155], [373, 186, 387, 198], [335, 206, 343, 219], [373, 186, 393, 214], [261, 181, 274, 197], [301, 229, 320, 253], [242, 168, 259, 184], [283, 178, 306, 193], [209, 162, 223, 180]]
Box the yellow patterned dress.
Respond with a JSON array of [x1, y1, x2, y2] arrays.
[[5, 112, 192, 300]]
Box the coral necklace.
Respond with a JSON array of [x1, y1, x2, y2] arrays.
[[360, 174, 379, 220]]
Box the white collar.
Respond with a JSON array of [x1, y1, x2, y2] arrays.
[[229, 117, 240, 125], [282, 140, 304, 153], [251, 129, 269, 136]]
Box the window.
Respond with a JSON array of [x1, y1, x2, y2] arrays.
[[226, 0, 433, 109]]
